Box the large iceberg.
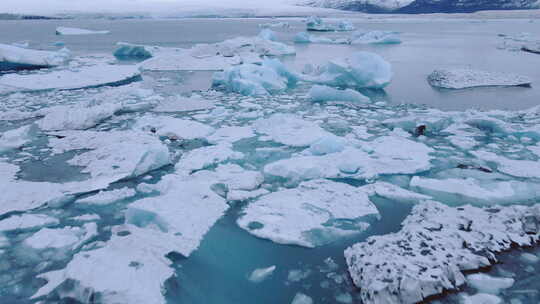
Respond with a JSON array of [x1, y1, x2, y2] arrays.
[[0, 64, 141, 93], [344, 200, 540, 304], [237, 179, 380, 247], [212, 58, 299, 96], [0, 44, 70, 71], [427, 68, 532, 89], [303, 52, 393, 89], [56, 27, 110, 35]]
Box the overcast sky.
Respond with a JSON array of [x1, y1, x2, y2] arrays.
[[1, 0, 309, 15]]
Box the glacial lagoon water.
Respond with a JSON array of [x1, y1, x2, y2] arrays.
[[0, 17, 540, 304]]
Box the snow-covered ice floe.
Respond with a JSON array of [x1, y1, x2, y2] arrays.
[[0, 64, 141, 93], [306, 16, 354, 32], [427, 68, 532, 89], [55, 26, 110, 35], [0, 43, 70, 71], [238, 179, 380, 247], [303, 52, 393, 89], [344, 200, 540, 304]]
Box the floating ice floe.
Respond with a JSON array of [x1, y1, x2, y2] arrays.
[[207, 126, 255, 144], [191, 164, 264, 194], [238, 179, 380, 247], [265, 135, 433, 182], [0, 213, 59, 232], [472, 150, 540, 179], [140, 33, 295, 71], [152, 95, 215, 113], [410, 176, 540, 204], [174, 143, 243, 174], [0, 64, 141, 93], [258, 29, 277, 41], [259, 21, 290, 29], [351, 30, 402, 44], [303, 52, 392, 89], [294, 32, 350, 44], [361, 181, 432, 204], [0, 125, 34, 152], [520, 252, 539, 263], [254, 113, 331, 147], [48, 130, 171, 187], [308, 85, 370, 103], [25, 222, 97, 251], [306, 16, 354, 32], [467, 273, 514, 294], [76, 187, 137, 206], [344, 200, 540, 304], [248, 265, 276, 283], [308, 134, 347, 155], [56, 27, 110, 35], [462, 293, 503, 304], [33, 225, 176, 304], [213, 58, 299, 96], [0, 43, 70, 71], [427, 69, 532, 89], [134, 115, 215, 140], [291, 293, 314, 304], [125, 173, 229, 257]]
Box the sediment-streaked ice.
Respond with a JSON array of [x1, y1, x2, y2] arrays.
[[344, 201, 540, 304], [0, 43, 70, 71], [238, 179, 380, 247], [427, 68, 532, 89], [56, 27, 110, 35]]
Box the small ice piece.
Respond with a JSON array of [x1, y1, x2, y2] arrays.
[[336, 293, 353, 304], [304, 52, 392, 89], [25, 223, 97, 250], [238, 179, 380, 248], [308, 85, 370, 103], [361, 181, 432, 203], [308, 134, 347, 155], [287, 269, 311, 282], [291, 293, 313, 304], [351, 30, 401, 45], [32, 225, 176, 304], [0, 214, 59, 232], [0, 125, 33, 152], [48, 130, 171, 187], [0, 43, 70, 71], [462, 293, 503, 304], [134, 115, 215, 140], [344, 201, 540, 304], [0, 64, 141, 93], [248, 265, 276, 283], [207, 126, 255, 144], [521, 252, 540, 263], [427, 69, 532, 89], [467, 274, 514, 294], [253, 113, 332, 147], [55, 27, 110, 35], [125, 174, 229, 257], [71, 214, 101, 222], [152, 95, 215, 113], [112, 42, 182, 59], [38, 102, 122, 131], [410, 176, 540, 204], [294, 32, 350, 44], [191, 164, 264, 192], [77, 187, 137, 206], [212, 58, 299, 96], [306, 16, 354, 32], [174, 143, 243, 174]]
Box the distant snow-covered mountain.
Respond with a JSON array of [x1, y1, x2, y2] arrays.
[[300, 0, 540, 13]]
